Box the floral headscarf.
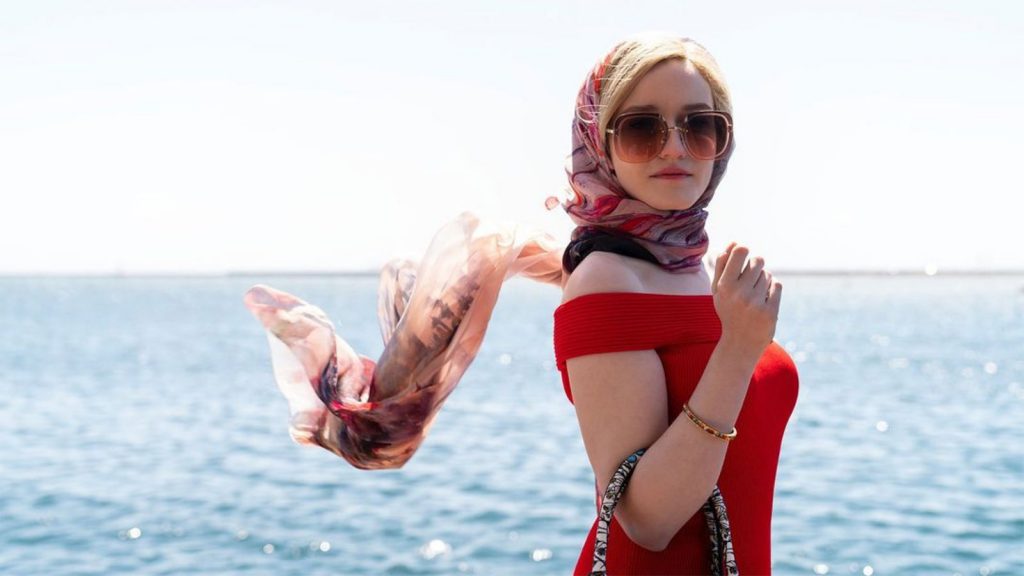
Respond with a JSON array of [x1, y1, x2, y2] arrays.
[[548, 39, 736, 273]]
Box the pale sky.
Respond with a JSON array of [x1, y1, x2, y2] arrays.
[[2, 0, 1021, 274]]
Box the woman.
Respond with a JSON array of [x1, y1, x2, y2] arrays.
[[243, 32, 798, 576], [553, 34, 799, 575]]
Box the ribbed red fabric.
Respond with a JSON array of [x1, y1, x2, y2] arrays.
[[553, 292, 799, 576]]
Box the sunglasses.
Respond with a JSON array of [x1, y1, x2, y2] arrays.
[[605, 111, 733, 163]]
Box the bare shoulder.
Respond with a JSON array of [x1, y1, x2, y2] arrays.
[[562, 251, 715, 302], [561, 252, 645, 304]]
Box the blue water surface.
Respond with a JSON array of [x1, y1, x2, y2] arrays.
[[1, 274, 1022, 575]]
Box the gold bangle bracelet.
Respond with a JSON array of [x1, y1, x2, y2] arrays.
[[682, 403, 737, 441]]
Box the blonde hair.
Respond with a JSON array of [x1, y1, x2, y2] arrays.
[[596, 33, 733, 147]]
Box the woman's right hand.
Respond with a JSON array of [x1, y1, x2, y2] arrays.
[[711, 242, 783, 356]]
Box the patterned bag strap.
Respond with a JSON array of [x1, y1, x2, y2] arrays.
[[589, 448, 739, 576]]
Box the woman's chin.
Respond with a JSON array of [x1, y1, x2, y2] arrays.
[[633, 183, 701, 209], [646, 195, 700, 211]]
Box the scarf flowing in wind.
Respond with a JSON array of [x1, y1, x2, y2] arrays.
[[243, 217, 562, 470]]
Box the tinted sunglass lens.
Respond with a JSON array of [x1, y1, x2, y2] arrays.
[[616, 116, 664, 162], [684, 114, 728, 160]]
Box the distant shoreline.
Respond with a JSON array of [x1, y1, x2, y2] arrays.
[[2, 269, 1024, 279]]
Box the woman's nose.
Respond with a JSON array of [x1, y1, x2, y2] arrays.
[[658, 126, 689, 159]]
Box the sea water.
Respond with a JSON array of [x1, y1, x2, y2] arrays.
[[1, 274, 1021, 575]]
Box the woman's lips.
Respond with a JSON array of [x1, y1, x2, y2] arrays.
[[651, 167, 693, 178]]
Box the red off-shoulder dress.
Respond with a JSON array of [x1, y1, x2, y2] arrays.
[[553, 292, 799, 575]]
